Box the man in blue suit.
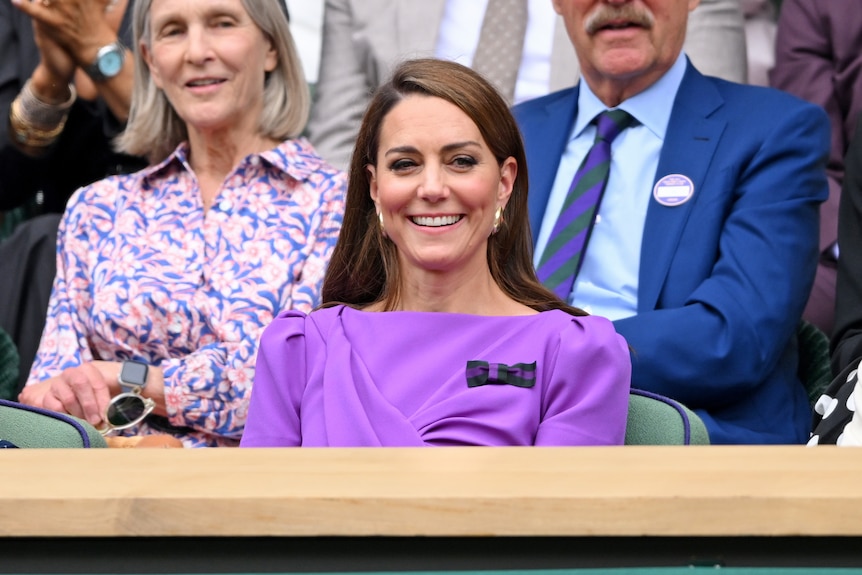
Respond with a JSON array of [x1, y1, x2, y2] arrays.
[[513, 0, 830, 444]]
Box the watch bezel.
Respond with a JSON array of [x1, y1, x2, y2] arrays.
[[86, 41, 126, 82], [118, 360, 149, 393]]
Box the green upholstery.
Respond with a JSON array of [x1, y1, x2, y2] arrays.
[[0, 399, 107, 448], [797, 319, 832, 407], [625, 389, 710, 445], [0, 326, 19, 401]]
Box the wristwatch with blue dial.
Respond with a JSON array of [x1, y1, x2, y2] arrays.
[[85, 41, 126, 82]]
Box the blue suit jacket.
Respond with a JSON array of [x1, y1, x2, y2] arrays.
[[513, 63, 830, 444]]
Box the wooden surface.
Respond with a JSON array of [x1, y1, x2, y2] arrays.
[[1, 446, 861, 537]]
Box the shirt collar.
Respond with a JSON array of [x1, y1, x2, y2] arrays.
[[573, 51, 688, 141], [140, 138, 330, 185]]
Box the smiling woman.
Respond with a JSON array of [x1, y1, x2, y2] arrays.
[[366, 94, 518, 294], [18, 0, 346, 447], [240, 58, 632, 449]]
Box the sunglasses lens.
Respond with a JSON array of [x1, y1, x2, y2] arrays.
[[106, 395, 147, 427]]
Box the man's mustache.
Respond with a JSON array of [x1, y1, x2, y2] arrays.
[[584, 4, 655, 34]]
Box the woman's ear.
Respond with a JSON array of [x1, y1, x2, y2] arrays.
[[264, 37, 278, 73], [497, 156, 517, 208], [368, 164, 379, 203]]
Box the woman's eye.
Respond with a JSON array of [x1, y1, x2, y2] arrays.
[[160, 25, 182, 37], [452, 156, 477, 168], [390, 159, 416, 172]]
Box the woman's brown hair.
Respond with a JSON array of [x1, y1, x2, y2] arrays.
[[321, 58, 586, 317]]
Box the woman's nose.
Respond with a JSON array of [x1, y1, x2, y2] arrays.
[[185, 26, 214, 64], [417, 165, 449, 202]]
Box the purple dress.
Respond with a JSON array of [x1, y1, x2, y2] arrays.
[[241, 305, 631, 447]]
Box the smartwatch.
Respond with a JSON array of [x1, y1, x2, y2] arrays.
[[118, 360, 149, 394], [85, 41, 126, 82]]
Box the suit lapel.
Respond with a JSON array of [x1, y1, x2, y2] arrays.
[[637, 64, 726, 312], [521, 88, 580, 246]]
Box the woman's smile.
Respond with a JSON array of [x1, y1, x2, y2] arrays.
[[410, 215, 464, 228]]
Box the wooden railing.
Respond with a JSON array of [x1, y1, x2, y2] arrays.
[[3, 446, 861, 537]]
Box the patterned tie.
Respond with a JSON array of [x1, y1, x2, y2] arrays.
[[471, 0, 528, 104], [537, 109, 635, 300]]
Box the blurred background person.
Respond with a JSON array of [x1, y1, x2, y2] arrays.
[[769, 0, 862, 337], [811, 115, 862, 446]]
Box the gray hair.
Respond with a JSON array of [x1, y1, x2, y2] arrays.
[[117, 0, 309, 162]]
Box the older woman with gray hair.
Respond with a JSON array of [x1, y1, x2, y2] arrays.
[[18, 0, 345, 447]]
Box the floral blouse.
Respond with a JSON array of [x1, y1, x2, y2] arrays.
[[27, 139, 346, 447]]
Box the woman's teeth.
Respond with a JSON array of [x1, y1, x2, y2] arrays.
[[411, 215, 462, 227]]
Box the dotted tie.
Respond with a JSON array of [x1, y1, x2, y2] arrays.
[[536, 109, 636, 301], [471, 0, 528, 104]]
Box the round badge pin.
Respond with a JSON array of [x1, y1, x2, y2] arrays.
[[652, 174, 694, 207]]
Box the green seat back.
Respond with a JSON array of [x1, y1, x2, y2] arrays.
[[0, 399, 107, 448], [625, 389, 710, 445]]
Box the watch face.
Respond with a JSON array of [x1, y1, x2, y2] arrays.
[[98, 49, 124, 78], [120, 361, 148, 387]]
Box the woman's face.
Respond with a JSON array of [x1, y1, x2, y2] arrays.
[[143, 0, 277, 137], [368, 94, 515, 278]]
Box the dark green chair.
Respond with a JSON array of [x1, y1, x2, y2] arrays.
[[796, 319, 832, 407], [0, 326, 19, 401], [625, 389, 710, 445]]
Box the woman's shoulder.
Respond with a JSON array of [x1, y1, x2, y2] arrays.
[[63, 171, 143, 221], [532, 309, 627, 350], [266, 305, 347, 335]]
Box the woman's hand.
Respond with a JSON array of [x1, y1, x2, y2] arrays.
[[30, 25, 77, 102], [12, 0, 134, 121], [18, 361, 119, 427], [11, 0, 117, 68]]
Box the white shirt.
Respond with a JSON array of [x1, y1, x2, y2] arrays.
[[435, 0, 557, 103]]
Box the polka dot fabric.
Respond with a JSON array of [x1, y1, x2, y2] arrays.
[[810, 356, 862, 446]]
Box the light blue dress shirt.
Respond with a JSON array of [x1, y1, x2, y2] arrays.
[[533, 53, 688, 320]]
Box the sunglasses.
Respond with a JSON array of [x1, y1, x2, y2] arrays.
[[99, 391, 155, 436]]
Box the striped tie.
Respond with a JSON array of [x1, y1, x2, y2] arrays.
[[537, 109, 635, 300]]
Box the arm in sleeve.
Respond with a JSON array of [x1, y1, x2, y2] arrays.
[[614, 101, 830, 408], [286, 177, 345, 312], [770, 0, 843, 253], [0, 6, 42, 211], [305, 0, 374, 171], [832, 115, 862, 373], [534, 316, 631, 446], [240, 311, 308, 447], [683, 0, 747, 84], [26, 189, 96, 383]]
